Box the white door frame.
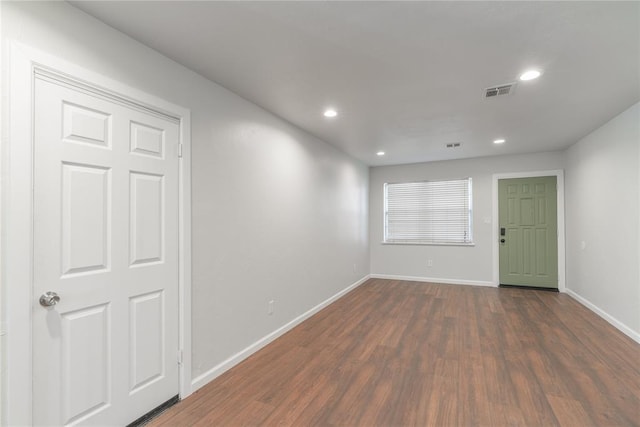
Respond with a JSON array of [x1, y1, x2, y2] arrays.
[[492, 170, 566, 292], [3, 42, 193, 426]]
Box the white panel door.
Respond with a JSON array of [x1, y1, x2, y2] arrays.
[[32, 76, 180, 426]]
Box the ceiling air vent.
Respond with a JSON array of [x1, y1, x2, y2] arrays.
[[446, 142, 462, 149], [484, 82, 516, 98]]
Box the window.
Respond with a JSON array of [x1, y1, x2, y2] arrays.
[[384, 178, 473, 245]]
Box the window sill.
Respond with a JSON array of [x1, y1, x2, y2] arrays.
[[381, 241, 475, 247]]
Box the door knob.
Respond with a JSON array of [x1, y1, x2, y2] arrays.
[[500, 239, 506, 243], [39, 291, 60, 307]]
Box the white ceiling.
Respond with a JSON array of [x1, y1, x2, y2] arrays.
[[70, 1, 640, 166]]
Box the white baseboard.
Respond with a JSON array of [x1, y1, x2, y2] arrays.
[[369, 273, 496, 288], [565, 288, 640, 344], [190, 274, 371, 392]]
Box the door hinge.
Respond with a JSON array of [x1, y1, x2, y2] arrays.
[[177, 144, 183, 158], [177, 350, 183, 366]]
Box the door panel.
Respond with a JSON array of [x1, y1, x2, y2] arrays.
[[61, 163, 111, 276], [62, 102, 111, 148], [61, 304, 110, 424], [129, 291, 165, 393], [33, 77, 179, 426], [130, 121, 164, 157], [499, 176, 558, 288], [130, 172, 164, 265]]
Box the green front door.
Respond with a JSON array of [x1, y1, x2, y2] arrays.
[[499, 176, 558, 288]]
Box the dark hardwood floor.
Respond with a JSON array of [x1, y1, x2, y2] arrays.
[[150, 279, 640, 426]]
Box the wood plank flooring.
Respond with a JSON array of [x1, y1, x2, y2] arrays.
[[150, 279, 640, 426]]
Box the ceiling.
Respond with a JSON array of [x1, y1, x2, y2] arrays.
[[70, 1, 639, 166]]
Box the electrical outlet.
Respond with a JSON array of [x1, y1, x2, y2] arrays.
[[353, 263, 357, 273], [427, 259, 433, 267], [268, 300, 274, 315]]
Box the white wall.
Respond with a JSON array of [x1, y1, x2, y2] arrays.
[[565, 102, 640, 339], [0, 3, 4, 424], [369, 152, 564, 284], [1, 0, 369, 402]]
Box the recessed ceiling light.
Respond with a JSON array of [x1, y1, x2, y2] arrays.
[[323, 109, 337, 118], [519, 70, 542, 81], [493, 139, 506, 144], [376, 151, 385, 156]]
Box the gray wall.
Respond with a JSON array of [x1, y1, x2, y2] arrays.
[[1, 0, 369, 388], [369, 152, 565, 283], [565, 102, 640, 336]]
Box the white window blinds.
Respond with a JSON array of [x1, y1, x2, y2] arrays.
[[384, 178, 473, 244]]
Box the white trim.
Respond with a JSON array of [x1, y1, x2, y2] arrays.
[[381, 242, 475, 247], [191, 275, 371, 392], [0, 4, 5, 423], [3, 42, 192, 426], [5, 42, 35, 427], [565, 289, 640, 344], [369, 274, 496, 288], [492, 170, 566, 291], [177, 105, 193, 400]]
